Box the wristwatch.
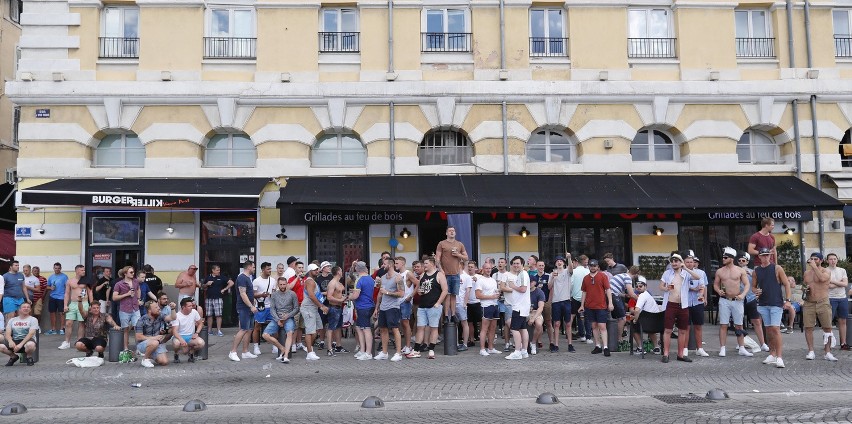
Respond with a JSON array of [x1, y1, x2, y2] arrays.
[[785, 298, 791, 302]]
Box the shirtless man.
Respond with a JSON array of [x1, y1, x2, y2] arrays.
[[175, 265, 201, 303], [802, 252, 837, 361], [324, 266, 347, 355], [60, 265, 92, 350], [435, 226, 468, 321], [713, 247, 753, 358]]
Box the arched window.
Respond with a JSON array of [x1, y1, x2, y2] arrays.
[[840, 129, 852, 168], [311, 131, 366, 167], [419, 128, 472, 165], [527, 128, 574, 163], [631, 129, 674, 161], [204, 132, 256, 167], [737, 129, 779, 164], [94, 132, 145, 167]]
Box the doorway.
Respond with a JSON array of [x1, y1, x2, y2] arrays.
[[310, 226, 368, 267], [200, 213, 257, 326], [85, 212, 145, 276]]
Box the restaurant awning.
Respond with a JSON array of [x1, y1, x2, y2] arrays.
[[20, 178, 270, 209], [277, 174, 842, 214]]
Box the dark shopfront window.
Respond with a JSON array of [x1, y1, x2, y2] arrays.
[[540, 224, 629, 266], [310, 226, 368, 267], [678, 223, 757, 279]]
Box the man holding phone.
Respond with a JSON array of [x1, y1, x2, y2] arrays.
[[59, 265, 90, 350], [548, 255, 574, 353]]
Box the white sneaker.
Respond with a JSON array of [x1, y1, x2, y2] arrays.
[[751, 346, 761, 354], [141, 358, 154, 368], [488, 348, 500, 354], [521, 350, 529, 359], [738, 346, 754, 357], [374, 352, 389, 360], [762, 355, 777, 364], [279, 356, 290, 364], [530, 345, 537, 355], [58, 341, 70, 350], [719, 346, 726, 357], [299, 343, 308, 352], [480, 349, 490, 356], [682, 348, 689, 357], [585, 339, 594, 344], [291, 344, 298, 353], [401, 346, 411, 355], [505, 351, 523, 360], [229, 351, 241, 362], [306, 351, 320, 361], [577, 336, 587, 342], [761, 343, 770, 352], [697, 348, 710, 357], [272, 346, 279, 355], [390, 353, 403, 362], [357, 353, 373, 360], [252, 344, 261, 356], [805, 351, 815, 360], [241, 352, 258, 359], [825, 352, 838, 362], [775, 357, 785, 368]]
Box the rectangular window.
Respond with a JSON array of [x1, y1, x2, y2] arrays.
[[422, 8, 470, 52], [834, 10, 852, 57], [205, 8, 256, 59], [12, 106, 19, 147], [735, 10, 774, 57], [627, 9, 675, 58], [100, 7, 139, 58], [90, 217, 142, 246], [319, 8, 359, 52], [529, 8, 567, 57]]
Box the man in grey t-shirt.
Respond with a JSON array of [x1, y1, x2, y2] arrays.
[[373, 257, 405, 362]]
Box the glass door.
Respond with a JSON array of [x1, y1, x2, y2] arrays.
[[200, 213, 256, 326], [311, 227, 367, 267]]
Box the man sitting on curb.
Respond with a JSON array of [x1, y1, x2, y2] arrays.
[[0, 302, 38, 366], [172, 298, 205, 363], [135, 301, 171, 368]]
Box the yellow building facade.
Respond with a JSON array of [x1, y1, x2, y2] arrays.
[[7, 0, 852, 301]]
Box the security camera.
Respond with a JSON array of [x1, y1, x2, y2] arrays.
[[37, 228, 45, 235]]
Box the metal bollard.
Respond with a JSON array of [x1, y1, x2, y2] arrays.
[[199, 326, 209, 360], [606, 319, 619, 351], [443, 318, 457, 355], [108, 328, 123, 362]]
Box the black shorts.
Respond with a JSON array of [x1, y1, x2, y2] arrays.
[[510, 310, 528, 331], [466, 303, 482, 324], [482, 305, 499, 320], [48, 298, 64, 313], [689, 303, 705, 326], [611, 297, 626, 319], [3, 339, 27, 353], [77, 337, 107, 351], [745, 300, 760, 321], [570, 299, 583, 318]]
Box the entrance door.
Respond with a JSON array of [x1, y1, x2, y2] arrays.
[[200, 213, 257, 327], [311, 227, 367, 267], [85, 212, 145, 276], [87, 249, 142, 274]]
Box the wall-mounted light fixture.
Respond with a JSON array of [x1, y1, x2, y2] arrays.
[[166, 210, 174, 234], [276, 227, 288, 239], [399, 227, 411, 239], [782, 224, 795, 235], [519, 226, 530, 238], [652, 225, 664, 236]]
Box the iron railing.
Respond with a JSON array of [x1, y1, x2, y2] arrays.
[[529, 37, 569, 57], [627, 37, 677, 58], [835, 36, 852, 58], [318, 32, 360, 53], [203, 37, 257, 59], [735, 37, 775, 58], [99, 37, 139, 59], [421, 32, 472, 52]]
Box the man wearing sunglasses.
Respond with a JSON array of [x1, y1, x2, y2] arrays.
[[659, 253, 702, 363], [713, 247, 753, 358]]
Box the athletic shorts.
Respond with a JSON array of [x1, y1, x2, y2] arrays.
[[445, 274, 461, 296], [378, 308, 401, 329], [585, 308, 608, 324], [205, 298, 223, 317], [466, 303, 482, 324], [77, 336, 107, 352], [482, 304, 499, 320], [744, 299, 761, 321], [718, 298, 745, 326], [830, 298, 849, 320], [689, 303, 705, 326], [663, 302, 690, 331], [551, 300, 571, 324], [48, 298, 64, 313], [300, 305, 323, 335], [237, 309, 254, 331], [326, 306, 343, 331], [509, 310, 528, 331], [66, 301, 89, 322], [2, 298, 25, 315], [758, 306, 783, 327], [803, 299, 832, 329]]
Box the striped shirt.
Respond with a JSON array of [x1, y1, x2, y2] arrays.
[[609, 272, 631, 298]]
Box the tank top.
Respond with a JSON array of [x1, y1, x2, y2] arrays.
[[755, 264, 783, 307], [302, 279, 325, 306], [419, 270, 443, 308], [401, 270, 414, 302], [379, 273, 403, 311]]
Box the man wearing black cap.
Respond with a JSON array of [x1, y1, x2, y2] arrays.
[[578, 259, 613, 357], [754, 246, 791, 368], [802, 252, 837, 361], [283, 256, 299, 283]]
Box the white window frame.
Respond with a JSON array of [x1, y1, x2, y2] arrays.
[[529, 8, 567, 57], [421, 8, 472, 52], [319, 8, 359, 53], [631, 129, 676, 162], [100, 6, 140, 58], [627, 8, 672, 38], [94, 133, 145, 168], [835, 9, 852, 35], [203, 133, 257, 168], [735, 9, 771, 38], [206, 7, 256, 37], [833, 9, 852, 57], [311, 131, 366, 167], [526, 128, 575, 163], [627, 8, 674, 58], [418, 128, 473, 166], [737, 129, 780, 165]]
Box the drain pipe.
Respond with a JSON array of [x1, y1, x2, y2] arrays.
[[390, 101, 395, 176], [388, 0, 394, 73], [499, 0, 506, 71], [786, 0, 806, 263], [502, 101, 508, 175], [804, 0, 825, 251]]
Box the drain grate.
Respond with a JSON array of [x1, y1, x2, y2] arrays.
[[653, 394, 715, 404]]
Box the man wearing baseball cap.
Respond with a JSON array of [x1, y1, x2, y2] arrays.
[[754, 247, 791, 368], [315, 261, 334, 351], [283, 256, 299, 282], [802, 252, 838, 361], [659, 253, 702, 363]]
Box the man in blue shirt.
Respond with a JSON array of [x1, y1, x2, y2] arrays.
[[349, 261, 376, 360], [2, 261, 29, 321], [46, 262, 68, 335], [229, 261, 257, 362]]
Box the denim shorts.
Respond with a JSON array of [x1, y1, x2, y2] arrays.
[[482, 304, 500, 320], [757, 305, 783, 327], [455, 305, 468, 322], [446, 274, 461, 296], [356, 307, 374, 329], [326, 306, 343, 331], [378, 308, 401, 329], [264, 318, 296, 335], [136, 339, 167, 356], [119, 310, 141, 328], [237, 309, 254, 331], [400, 301, 412, 320], [417, 305, 443, 328], [585, 308, 609, 324], [830, 298, 849, 320], [551, 300, 571, 324]]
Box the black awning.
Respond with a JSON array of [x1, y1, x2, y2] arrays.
[[277, 174, 842, 214], [0, 183, 15, 230], [21, 178, 270, 209]]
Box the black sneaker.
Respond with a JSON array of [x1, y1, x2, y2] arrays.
[[457, 344, 468, 352], [26, 357, 34, 366], [5, 356, 18, 366], [591, 346, 602, 354], [603, 347, 611, 357], [173, 354, 181, 364], [550, 344, 558, 353], [677, 356, 693, 363], [85, 351, 93, 357], [670, 333, 678, 339], [653, 347, 662, 355], [188, 354, 196, 363], [661, 355, 670, 363], [98, 352, 104, 358], [318, 341, 325, 350], [327, 349, 335, 357], [567, 344, 576, 353], [335, 346, 350, 353], [468, 341, 476, 347]]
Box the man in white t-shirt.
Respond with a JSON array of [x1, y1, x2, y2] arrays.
[[172, 298, 204, 363], [0, 302, 38, 366], [502, 256, 531, 360], [494, 258, 513, 351], [465, 261, 482, 351], [631, 280, 662, 354], [475, 262, 500, 356], [826, 253, 849, 350], [454, 263, 474, 352], [282, 256, 298, 282], [251, 262, 276, 356]]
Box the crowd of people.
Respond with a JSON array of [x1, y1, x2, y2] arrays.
[[1, 218, 850, 368]]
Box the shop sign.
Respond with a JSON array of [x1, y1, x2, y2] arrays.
[[706, 210, 812, 221], [92, 253, 112, 261], [15, 227, 31, 238], [35, 109, 50, 118]]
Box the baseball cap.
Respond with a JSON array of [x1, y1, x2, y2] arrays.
[[810, 252, 824, 260], [722, 246, 737, 258], [670, 253, 683, 262], [758, 247, 772, 256], [588, 259, 599, 266], [637, 275, 647, 284], [693, 256, 701, 263], [306, 263, 319, 272], [286, 256, 299, 265], [554, 256, 566, 263], [320, 261, 332, 270]]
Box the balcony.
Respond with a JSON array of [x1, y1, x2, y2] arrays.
[[318, 32, 360, 53], [203, 37, 257, 59], [627, 38, 677, 59], [421, 32, 472, 52], [99, 37, 139, 59], [735, 37, 775, 58], [836, 36, 852, 58], [529, 37, 569, 57]]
